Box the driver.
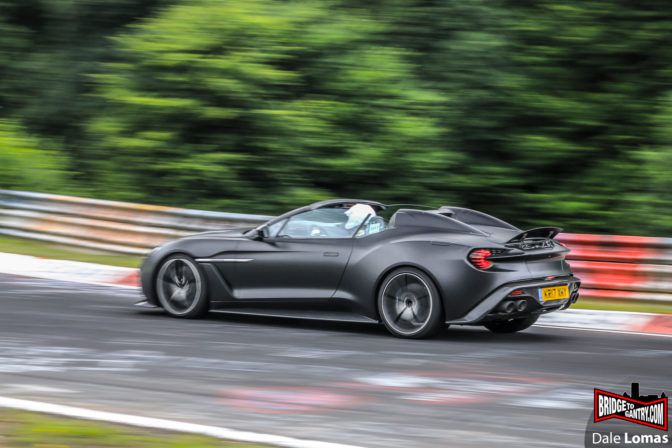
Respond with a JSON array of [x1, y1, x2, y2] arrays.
[[344, 203, 376, 233], [308, 203, 377, 237]]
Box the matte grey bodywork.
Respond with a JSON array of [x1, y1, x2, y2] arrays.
[[140, 200, 580, 324]]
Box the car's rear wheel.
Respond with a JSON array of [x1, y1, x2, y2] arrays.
[[483, 315, 538, 333], [156, 254, 209, 318], [378, 267, 443, 339]]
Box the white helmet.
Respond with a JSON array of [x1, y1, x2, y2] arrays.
[[344, 203, 376, 230]]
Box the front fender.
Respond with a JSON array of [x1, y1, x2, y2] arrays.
[[140, 237, 241, 305]]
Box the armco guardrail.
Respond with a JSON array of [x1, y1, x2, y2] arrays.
[[556, 233, 672, 303], [0, 190, 270, 255], [0, 189, 669, 303]]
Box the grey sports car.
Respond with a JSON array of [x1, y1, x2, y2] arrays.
[[138, 199, 580, 338]]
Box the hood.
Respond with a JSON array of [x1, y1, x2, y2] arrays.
[[181, 227, 252, 240]]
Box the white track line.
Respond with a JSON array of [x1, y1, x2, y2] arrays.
[[0, 396, 365, 448], [535, 324, 672, 339]]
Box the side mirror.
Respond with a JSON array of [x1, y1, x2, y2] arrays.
[[255, 227, 270, 240]]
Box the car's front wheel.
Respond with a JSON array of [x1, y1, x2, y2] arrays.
[[378, 267, 444, 339], [483, 315, 538, 333], [155, 254, 209, 318]]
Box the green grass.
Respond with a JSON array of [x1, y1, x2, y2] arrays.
[[574, 298, 672, 315], [0, 235, 143, 268], [0, 410, 266, 448]]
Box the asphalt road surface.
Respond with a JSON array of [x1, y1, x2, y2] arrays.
[[0, 273, 669, 447]]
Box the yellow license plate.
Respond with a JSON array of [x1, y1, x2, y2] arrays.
[[540, 285, 570, 302]]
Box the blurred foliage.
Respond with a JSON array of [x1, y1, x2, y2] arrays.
[[0, 120, 68, 191], [1, 0, 672, 234]]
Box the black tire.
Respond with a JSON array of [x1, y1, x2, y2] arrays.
[[378, 267, 444, 339], [155, 254, 209, 318], [483, 315, 539, 333]]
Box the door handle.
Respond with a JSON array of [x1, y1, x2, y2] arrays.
[[323, 251, 339, 257]]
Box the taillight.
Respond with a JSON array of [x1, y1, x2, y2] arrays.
[[468, 249, 493, 270]]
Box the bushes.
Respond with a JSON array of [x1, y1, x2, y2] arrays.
[[0, 121, 69, 192], [1, 0, 672, 234]]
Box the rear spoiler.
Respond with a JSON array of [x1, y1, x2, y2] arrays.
[[506, 227, 562, 244]]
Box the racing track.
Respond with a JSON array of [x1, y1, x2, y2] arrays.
[[0, 273, 669, 447]]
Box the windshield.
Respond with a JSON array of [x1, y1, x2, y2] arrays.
[[255, 202, 389, 239]]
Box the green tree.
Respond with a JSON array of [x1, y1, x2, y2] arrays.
[[0, 120, 68, 191], [1, 0, 672, 235], [0, 0, 172, 182], [377, 0, 672, 234], [87, 0, 456, 213]]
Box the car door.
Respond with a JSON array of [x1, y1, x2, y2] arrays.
[[230, 208, 355, 300]]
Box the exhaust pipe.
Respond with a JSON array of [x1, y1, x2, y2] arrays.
[[499, 300, 516, 314], [516, 299, 528, 312]]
